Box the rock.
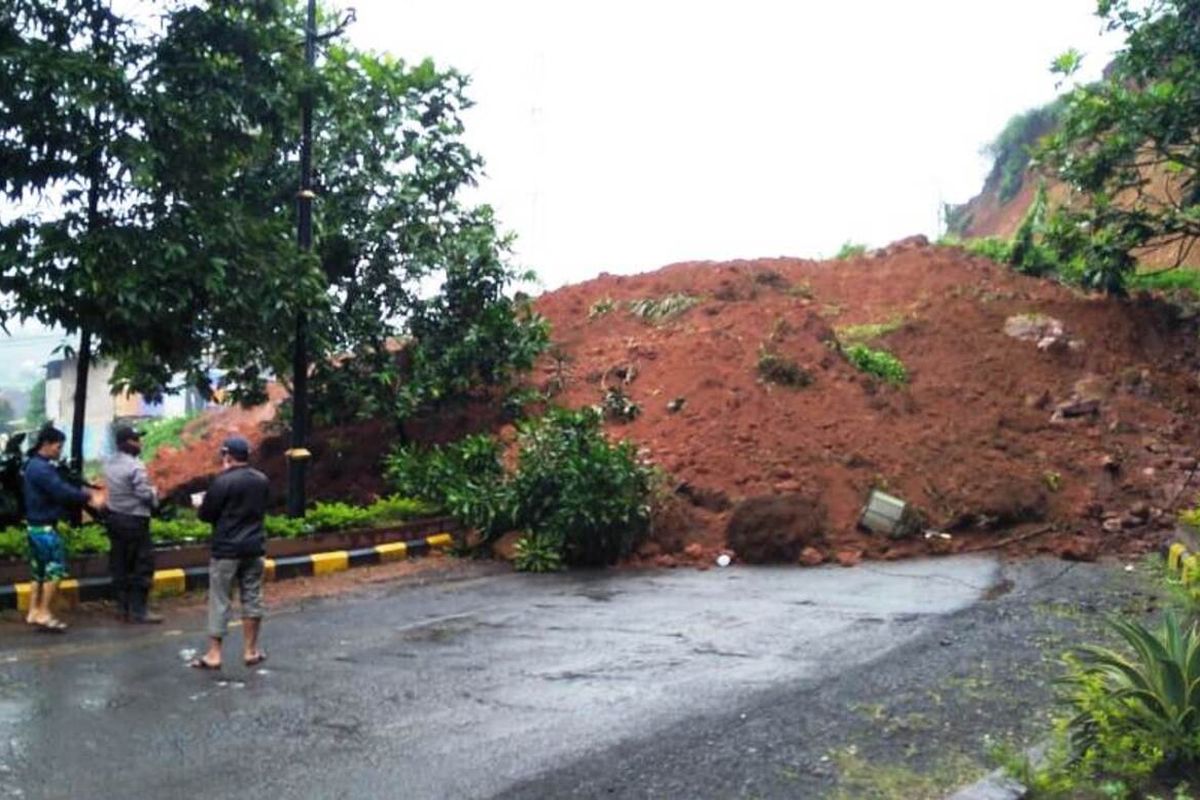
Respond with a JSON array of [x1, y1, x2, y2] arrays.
[[1102, 518, 1124, 534], [1060, 536, 1100, 562], [1121, 515, 1142, 530], [1102, 454, 1121, 472], [666, 397, 687, 414], [1056, 398, 1100, 418], [683, 542, 704, 559], [772, 479, 803, 493], [492, 531, 524, 562], [1178, 457, 1198, 471], [835, 549, 863, 568], [1004, 313, 1064, 343], [726, 494, 828, 563], [799, 547, 826, 567], [1129, 501, 1151, 520]]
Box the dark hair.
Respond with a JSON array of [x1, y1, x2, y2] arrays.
[[28, 424, 66, 456]]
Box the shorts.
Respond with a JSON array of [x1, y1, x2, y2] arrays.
[[27, 526, 69, 583], [207, 557, 266, 638]]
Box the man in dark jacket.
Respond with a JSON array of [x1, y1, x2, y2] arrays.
[[190, 435, 270, 670], [103, 425, 162, 623], [23, 425, 96, 632]]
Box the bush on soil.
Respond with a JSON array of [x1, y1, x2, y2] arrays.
[[600, 386, 641, 422], [726, 494, 827, 563], [387, 408, 653, 569], [844, 344, 908, 385]]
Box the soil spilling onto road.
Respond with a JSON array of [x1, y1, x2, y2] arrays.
[[152, 238, 1200, 567]]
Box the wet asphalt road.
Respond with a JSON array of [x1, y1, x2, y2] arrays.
[[0, 555, 1143, 799]]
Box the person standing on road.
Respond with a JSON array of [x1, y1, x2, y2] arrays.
[[103, 425, 163, 624], [22, 425, 97, 632], [190, 435, 269, 670]]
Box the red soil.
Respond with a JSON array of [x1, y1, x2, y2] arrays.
[[152, 238, 1200, 566], [531, 237, 1200, 565]]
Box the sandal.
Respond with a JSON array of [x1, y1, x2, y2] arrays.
[[188, 657, 222, 671], [244, 653, 267, 667], [35, 618, 68, 633]]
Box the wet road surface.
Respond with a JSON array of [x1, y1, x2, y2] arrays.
[[0, 555, 1130, 799]]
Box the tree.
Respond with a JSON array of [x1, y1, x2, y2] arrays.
[[1039, 0, 1200, 292], [0, 0, 147, 476]]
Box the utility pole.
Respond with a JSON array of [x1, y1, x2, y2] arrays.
[[286, 0, 317, 518]]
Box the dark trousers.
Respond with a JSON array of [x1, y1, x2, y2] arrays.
[[106, 512, 155, 618]]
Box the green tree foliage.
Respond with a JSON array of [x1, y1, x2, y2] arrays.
[[984, 102, 1063, 205], [3, 0, 545, 432], [1040, 0, 1200, 293]]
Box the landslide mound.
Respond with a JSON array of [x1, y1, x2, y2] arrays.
[[532, 237, 1200, 564], [726, 494, 827, 564]]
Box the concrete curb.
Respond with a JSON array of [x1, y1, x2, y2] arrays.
[[0, 532, 455, 613]]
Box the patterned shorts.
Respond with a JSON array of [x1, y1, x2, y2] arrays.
[[27, 526, 69, 583]]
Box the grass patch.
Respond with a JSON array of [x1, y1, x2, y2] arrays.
[[836, 317, 904, 345], [830, 747, 983, 800], [588, 297, 616, 318], [1127, 270, 1200, 294], [626, 293, 699, 324], [845, 344, 908, 384]]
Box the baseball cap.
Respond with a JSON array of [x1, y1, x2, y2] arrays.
[[114, 425, 144, 445], [220, 435, 251, 461]]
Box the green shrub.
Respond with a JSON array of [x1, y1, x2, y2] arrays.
[[836, 318, 904, 345], [845, 344, 908, 384], [963, 237, 1014, 263], [834, 242, 868, 260], [59, 523, 109, 557], [510, 408, 652, 567], [364, 495, 441, 524], [756, 348, 812, 388], [0, 527, 24, 559], [150, 516, 210, 545], [385, 435, 510, 537], [626, 293, 699, 324], [264, 515, 313, 539], [983, 100, 1062, 204], [1063, 611, 1200, 776], [513, 532, 564, 573]]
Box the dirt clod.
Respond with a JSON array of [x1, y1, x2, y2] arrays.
[[726, 494, 827, 564]]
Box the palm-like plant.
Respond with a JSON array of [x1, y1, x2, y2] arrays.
[[1065, 611, 1200, 769]]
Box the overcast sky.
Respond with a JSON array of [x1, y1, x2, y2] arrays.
[[343, 0, 1117, 289], [1, 0, 1118, 386]]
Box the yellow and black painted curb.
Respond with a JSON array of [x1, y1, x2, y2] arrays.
[[0, 532, 455, 613], [1167, 541, 1200, 590]]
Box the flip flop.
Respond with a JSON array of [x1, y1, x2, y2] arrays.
[[244, 653, 267, 667], [188, 657, 222, 671], [35, 619, 68, 633]]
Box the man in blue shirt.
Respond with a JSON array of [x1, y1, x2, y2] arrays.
[[23, 425, 96, 632]]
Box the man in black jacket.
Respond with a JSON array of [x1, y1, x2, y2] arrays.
[[190, 436, 269, 670]]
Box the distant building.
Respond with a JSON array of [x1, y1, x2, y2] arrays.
[[44, 358, 210, 460]]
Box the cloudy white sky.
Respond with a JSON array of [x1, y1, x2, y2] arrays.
[[2, 0, 1118, 385], [344, 0, 1117, 288]]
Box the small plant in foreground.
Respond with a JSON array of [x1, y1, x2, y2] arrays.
[[513, 532, 564, 573], [1062, 611, 1200, 778], [845, 344, 908, 384], [756, 347, 812, 388]]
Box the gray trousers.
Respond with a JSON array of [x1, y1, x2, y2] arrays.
[[207, 557, 265, 638]]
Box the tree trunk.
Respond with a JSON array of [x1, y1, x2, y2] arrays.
[[69, 327, 92, 525]]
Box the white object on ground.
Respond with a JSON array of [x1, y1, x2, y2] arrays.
[[716, 554, 731, 568]]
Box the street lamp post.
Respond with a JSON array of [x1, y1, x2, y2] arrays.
[[286, 0, 317, 518]]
